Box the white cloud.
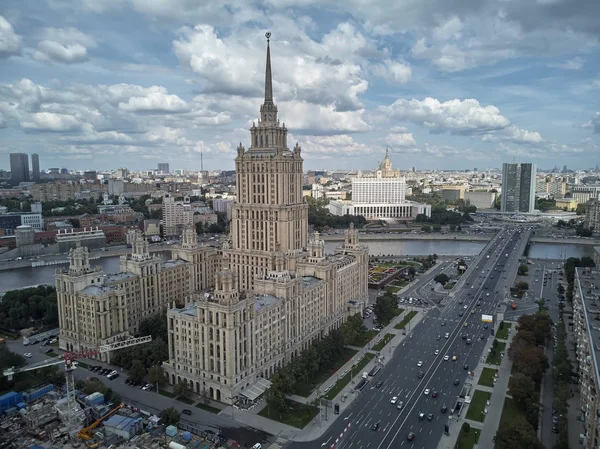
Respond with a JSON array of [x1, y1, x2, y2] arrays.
[[381, 97, 510, 135], [118, 92, 190, 113], [0, 15, 22, 58], [33, 27, 97, 64], [482, 125, 543, 144], [297, 134, 373, 159], [282, 101, 370, 134], [382, 132, 417, 147], [173, 24, 369, 111], [548, 57, 585, 70], [583, 112, 600, 134], [21, 112, 82, 132], [371, 60, 412, 84]]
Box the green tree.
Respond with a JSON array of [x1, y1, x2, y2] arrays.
[[173, 380, 188, 397], [434, 273, 450, 285], [159, 407, 181, 426], [515, 281, 529, 291], [373, 291, 398, 326], [128, 359, 147, 383], [517, 265, 529, 275], [509, 373, 535, 409], [148, 365, 166, 385], [495, 415, 544, 449]]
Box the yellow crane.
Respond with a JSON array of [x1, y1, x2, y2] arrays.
[[77, 403, 124, 444]]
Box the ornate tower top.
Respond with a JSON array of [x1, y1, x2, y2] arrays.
[[68, 246, 91, 276], [264, 32, 273, 104]]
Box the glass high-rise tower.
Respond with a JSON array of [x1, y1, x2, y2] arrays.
[[501, 162, 536, 213]]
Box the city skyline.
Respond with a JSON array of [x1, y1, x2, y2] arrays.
[[0, 0, 599, 172]]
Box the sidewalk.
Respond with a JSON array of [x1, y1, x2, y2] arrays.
[[437, 322, 515, 449]]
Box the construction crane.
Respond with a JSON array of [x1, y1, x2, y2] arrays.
[[77, 403, 124, 447], [2, 335, 152, 436]]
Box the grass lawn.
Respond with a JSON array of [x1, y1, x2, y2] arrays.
[[455, 428, 481, 449], [351, 329, 378, 347], [177, 396, 195, 405], [324, 353, 375, 400], [499, 397, 523, 427], [295, 347, 358, 397], [195, 402, 221, 413], [444, 281, 457, 290], [372, 334, 394, 352], [387, 286, 401, 293], [496, 322, 511, 340], [258, 399, 319, 429], [486, 342, 506, 365], [478, 368, 498, 388], [159, 390, 176, 398], [465, 390, 490, 422], [394, 311, 418, 330]]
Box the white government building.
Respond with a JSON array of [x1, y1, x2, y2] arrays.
[[329, 149, 431, 220]]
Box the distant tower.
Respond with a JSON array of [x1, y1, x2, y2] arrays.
[[31, 153, 40, 183], [181, 223, 198, 249], [9, 153, 30, 185]]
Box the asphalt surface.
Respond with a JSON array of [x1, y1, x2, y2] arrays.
[[289, 226, 531, 449]]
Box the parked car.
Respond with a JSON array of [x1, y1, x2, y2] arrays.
[[182, 409, 192, 415]]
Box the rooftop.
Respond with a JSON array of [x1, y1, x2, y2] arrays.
[[105, 272, 137, 283], [81, 284, 118, 296], [255, 293, 280, 311], [576, 267, 600, 389], [301, 276, 321, 288], [161, 258, 187, 269]]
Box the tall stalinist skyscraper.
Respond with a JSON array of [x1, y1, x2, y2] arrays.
[[163, 34, 369, 404], [225, 33, 308, 291]]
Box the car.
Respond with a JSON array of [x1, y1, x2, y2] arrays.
[[432, 390, 438, 398], [391, 396, 398, 404], [396, 401, 404, 409], [142, 384, 153, 391], [371, 422, 380, 431], [108, 372, 119, 380], [437, 335, 441, 340], [452, 356, 457, 361], [45, 348, 54, 354], [423, 388, 430, 395], [443, 355, 450, 361], [471, 309, 476, 314], [434, 349, 440, 355], [375, 381, 383, 388], [107, 370, 117, 377], [417, 371, 424, 379], [407, 432, 416, 441], [464, 364, 469, 370], [418, 412, 425, 420], [464, 322, 468, 327], [441, 321, 446, 326], [441, 404, 448, 413], [463, 305, 468, 309], [462, 334, 467, 340], [182, 409, 192, 415], [24, 353, 32, 358], [427, 413, 434, 420], [483, 324, 488, 329], [445, 333, 450, 338], [417, 361, 423, 367], [458, 311, 464, 316], [454, 379, 460, 386]]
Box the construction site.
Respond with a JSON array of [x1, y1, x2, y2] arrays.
[[1, 336, 238, 449]]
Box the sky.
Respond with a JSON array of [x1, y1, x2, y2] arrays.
[[0, 0, 599, 173]]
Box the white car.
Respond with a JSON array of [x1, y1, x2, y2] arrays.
[[24, 353, 32, 358], [463, 305, 468, 309], [424, 388, 430, 395], [417, 361, 423, 367], [391, 396, 398, 404], [443, 355, 450, 361], [435, 350, 440, 355]]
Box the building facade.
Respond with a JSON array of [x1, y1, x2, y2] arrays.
[[329, 150, 431, 220], [31, 153, 40, 183], [573, 267, 600, 449], [162, 37, 369, 404], [585, 199, 600, 232], [501, 163, 536, 213], [10, 153, 30, 185], [56, 227, 220, 360], [464, 191, 497, 209]]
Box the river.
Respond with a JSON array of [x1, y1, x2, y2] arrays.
[[0, 241, 593, 292]]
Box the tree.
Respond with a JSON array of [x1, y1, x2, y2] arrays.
[[509, 373, 535, 409], [495, 415, 544, 449], [408, 266, 417, 278], [462, 422, 470, 433], [515, 281, 529, 291], [128, 359, 147, 383], [517, 265, 529, 275], [148, 365, 165, 385], [434, 273, 450, 285], [159, 407, 181, 426], [373, 291, 398, 325], [173, 380, 188, 397]]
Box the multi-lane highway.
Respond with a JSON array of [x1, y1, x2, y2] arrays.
[[289, 226, 531, 449]]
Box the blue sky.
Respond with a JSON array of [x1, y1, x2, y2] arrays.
[[0, 0, 599, 172]]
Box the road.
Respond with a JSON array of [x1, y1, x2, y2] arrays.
[[289, 226, 531, 449]]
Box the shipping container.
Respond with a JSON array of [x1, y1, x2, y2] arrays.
[[0, 391, 23, 413], [23, 384, 54, 403]]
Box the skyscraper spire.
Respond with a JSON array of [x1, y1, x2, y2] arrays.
[[264, 32, 273, 103]]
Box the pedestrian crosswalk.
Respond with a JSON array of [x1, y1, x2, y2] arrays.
[[267, 437, 288, 449]]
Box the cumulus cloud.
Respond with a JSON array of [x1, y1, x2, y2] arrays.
[[583, 112, 600, 134], [21, 112, 82, 132], [0, 15, 22, 58], [33, 27, 97, 64], [297, 134, 373, 159], [173, 24, 369, 111], [371, 60, 412, 84], [382, 131, 417, 147], [119, 92, 190, 113], [381, 97, 510, 135]]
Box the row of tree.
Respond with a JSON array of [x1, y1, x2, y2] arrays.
[[306, 197, 367, 230], [0, 285, 58, 331], [564, 257, 595, 303], [496, 313, 551, 449], [415, 205, 474, 226], [551, 317, 572, 449], [264, 314, 368, 413]]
